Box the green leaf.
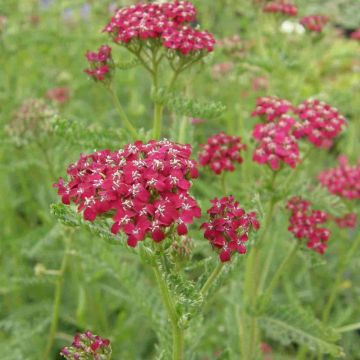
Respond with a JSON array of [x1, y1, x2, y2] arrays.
[[258, 303, 345, 357]]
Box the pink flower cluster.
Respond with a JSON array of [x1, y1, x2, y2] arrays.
[[253, 115, 300, 170], [46, 87, 70, 104], [252, 96, 293, 122], [300, 15, 329, 33], [60, 331, 111, 360], [350, 28, 360, 41], [104, 2, 215, 55], [84, 45, 112, 81], [54, 140, 201, 247], [294, 99, 346, 149], [198, 132, 246, 175], [201, 196, 260, 262], [263, 1, 298, 16], [334, 213, 357, 229], [287, 197, 331, 254], [318, 156, 360, 200]]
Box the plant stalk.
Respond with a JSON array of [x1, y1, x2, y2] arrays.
[[200, 262, 224, 296]]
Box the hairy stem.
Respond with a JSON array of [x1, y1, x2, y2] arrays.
[[42, 233, 72, 360], [153, 260, 184, 360], [200, 262, 224, 296]]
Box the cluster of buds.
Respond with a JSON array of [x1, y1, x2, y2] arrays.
[[84, 45, 113, 81], [299, 15, 329, 33], [286, 197, 331, 254], [60, 331, 111, 360], [201, 197, 260, 262], [318, 156, 360, 200], [333, 213, 357, 229], [263, 1, 298, 16], [5, 98, 57, 146], [294, 99, 346, 149], [104, 2, 215, 56], [217, 35, 246, 59], [252, 96, 293, 122], [198, 132, 246, 175], [54, 140, 201, 247], [252, 115, 300, 170]]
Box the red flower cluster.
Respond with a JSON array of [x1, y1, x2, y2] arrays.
[[104, 2, 215, 56], [84, 45, 113, 81], [334, 213, 357, 229], [46, 87, 70, 104], [253, 115, 300, 170], [252, 96, 293, 122], [60, 331, 111, 360], [300, 15, 328, 33], [54, 140, 201, 247], [318, 156, 360, 200], [287, 197, 331, 254], [350, 28, 360, 41], [263, 1, 298, 16], [198, 132, 246, 175], [294, 99, 346, 149], [201, 196, 260, 262]]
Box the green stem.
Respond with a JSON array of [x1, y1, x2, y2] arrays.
[[109, 85, 138, 139], [200, 262, 224, 296], [153, 260, 184, 360], [220, 172, 227, 194], [321, 232, 360, 324], [177, 116, 188, 144], [153, 102, 163, 140], [337, 322, 360, 333], [42, 234, 72, 360]]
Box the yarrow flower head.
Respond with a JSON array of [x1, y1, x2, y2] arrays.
[[85, 45, 113, 82], [5, 98, 57, 146], [54, 140, 201, 247], [60, 331, 111, 360], [293, 99, 346, 148], [198, 132, 246, 175], [350, 28, 360, 41], [104, 2, 215, 57], [333, 213, 357, 229], [300, 15, 329, 33], [252, 115, 300, 170], [252, 96, 293, 122], [201, 197, 260, 262], [263, 1, 298, 16], [46, 87, 70, 104], [218, 34, 246, 59], [286, 196, 331, 254], [318, 156, 360, 200]]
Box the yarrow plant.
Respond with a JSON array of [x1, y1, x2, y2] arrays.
[[286, 196, 331, 254], [60, 331, 111, 360], [201, 196, 260, 262], [198, 132, 246, 175], [299, 15, 329, 33], [263, 1, 298, 17], [252, 96, 293, 122]]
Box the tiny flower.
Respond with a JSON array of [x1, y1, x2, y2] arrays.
[[46, 87, 70, 104], [294, 99, 346, 149], [318, 156, 360, 200], [286, 197, 331, 254], [201, 196, 260, 262], [300, 15, 329, 33], [280, 20, 305, 35], [84, 45, 113, 82], [60, 331, 111, 360], [263, 1, 298, 16], [54, 140, 201, 247], [252, 96, 293, 122], [198, 132, 246, 175]]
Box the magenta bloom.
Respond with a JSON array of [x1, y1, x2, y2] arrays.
[[252, 115, 300, 170], [293, 99, 346, 149], [252, 96, 293, 122], [198, 132, 246, 175], [350, 28, 360, 41], [287, 197, 331, 254], [334, 213, 357, 229], [84, 44, 113, 81], [60, 331, 111, 360], [318, 156, 360, 200], [263, 1, 298, 16], [104, 2, 215, 56], [54, 140, 201, 247], [300, 15, 329, 33], [201, 196, 260, 262]]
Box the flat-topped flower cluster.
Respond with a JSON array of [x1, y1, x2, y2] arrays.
[[54, 140, 201, 247], [263, 1, 298, 16], [201, 196, 260, 262], [104, 1, 215, 55]]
